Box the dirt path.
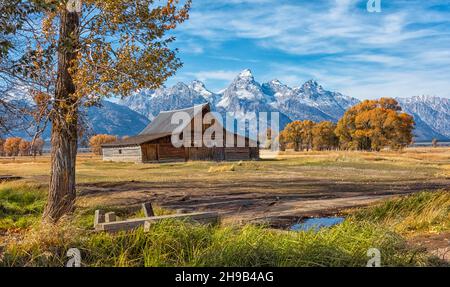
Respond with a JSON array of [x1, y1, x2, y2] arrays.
[[408, 233, 450, 263], [77, 178, 450, 224]]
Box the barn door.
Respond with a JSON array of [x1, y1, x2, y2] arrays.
[[142, 144, 158, 162]]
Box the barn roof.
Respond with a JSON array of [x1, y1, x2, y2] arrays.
[[101, 132, 172, 147], [139, 103, 209, 135], [102, 103, 209, 148]]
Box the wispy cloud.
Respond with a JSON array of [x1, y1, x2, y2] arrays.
[[171, 0, 450, 98], [185, 70, 241, 82]]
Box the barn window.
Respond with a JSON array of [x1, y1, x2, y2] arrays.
[[118, 149, 122, 154]]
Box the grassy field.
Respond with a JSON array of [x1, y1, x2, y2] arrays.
[[1, 147, 448, 184], [0, 147, 449, 266]]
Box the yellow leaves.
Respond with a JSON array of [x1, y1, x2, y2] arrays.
[[336, 98, 415, 151], [3, 137, 23, 156], [89, 134, 118, 155], [281, 120, 321, 151], [42, 12, 57, 41]]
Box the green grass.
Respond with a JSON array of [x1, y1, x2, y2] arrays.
[[0, 220, 433, 267], [350, 190, 450, 235], [0, 182, 46, 230], [1, 182, 449, 267]]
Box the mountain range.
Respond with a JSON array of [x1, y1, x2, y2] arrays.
[[118, 69, 450, 141], [1, 97, 150, 141], [2, 69, 449, 142]]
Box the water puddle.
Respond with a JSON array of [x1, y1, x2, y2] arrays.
[[290, 217, 345, 232]]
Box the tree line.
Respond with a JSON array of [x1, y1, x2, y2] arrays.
[[279, 98, 415, 152], [0, 137, 45, 156]]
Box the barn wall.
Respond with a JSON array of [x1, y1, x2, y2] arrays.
[[102, 146, 142, 163], [224, 147, 251, 161], [249, 147, 260, 160], [158, 143, 186, 162]]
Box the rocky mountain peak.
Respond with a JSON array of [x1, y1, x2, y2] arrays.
[[298, 80, 325, 97], [237, 69, 254, 80]]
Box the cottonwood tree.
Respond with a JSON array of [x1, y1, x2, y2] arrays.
[[335, 98, 414, 151], [283, 121, 303, 151], [19, 139, 31, 156], [312, 121, 338, 151], [301, 120, 314, 151], [282, 120, 316, 151], [89, 134, 117, 155], [2, 0, 191, 222], [4, 137, 22, 156]]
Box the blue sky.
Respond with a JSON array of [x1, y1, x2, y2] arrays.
[[165, 0, 450, 99]]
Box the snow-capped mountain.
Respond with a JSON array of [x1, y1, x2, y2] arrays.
[[120, 82, 217, 120], [118, 69, 359, 131], [116, 69, 450, 141], [1, 90, 149, 141], [7, 69, 447, 142], [215, 70, 292, 129], [271, 79, 360, 123], [396, 96, 450, 140]]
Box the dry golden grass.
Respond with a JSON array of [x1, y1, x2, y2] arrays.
[[0, 148, 448, 186], [1, 149, 449, 267]]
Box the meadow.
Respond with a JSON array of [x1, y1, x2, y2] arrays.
[[0, 147, 449, 266]]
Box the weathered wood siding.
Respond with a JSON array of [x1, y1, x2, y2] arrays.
[[188, 147, 226, 161], [102, 146, 142, 162], [249, 147, 259, 160], [141, 144, 158, 162], [103, 143, 258, 163], [224, 147, 251, 161], [158, 143, 186, 162]]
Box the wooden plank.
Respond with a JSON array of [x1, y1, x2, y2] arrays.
[[94, 210, 105, 227], [142, 202, 155, 217], [96, 218, 149, 232], [96, 212, 219, 233], [144, 212, 219, 231], [105, 212, 117, 223]]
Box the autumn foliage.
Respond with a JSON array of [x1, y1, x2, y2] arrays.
[[280, 98, 415, 152], [0, 137, 45, 156], [89, 134, 118, 155], [3, 137, 22, 156], [312, 121, 339, 151], [336, 98, 414, 151]]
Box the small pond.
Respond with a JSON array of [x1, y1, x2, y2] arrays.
[[290, 217, 345, 232]]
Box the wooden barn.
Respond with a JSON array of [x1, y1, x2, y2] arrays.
[[102, 103, 259, 163]]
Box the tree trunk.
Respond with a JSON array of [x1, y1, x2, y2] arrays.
[[43, 9, 80, 223]]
